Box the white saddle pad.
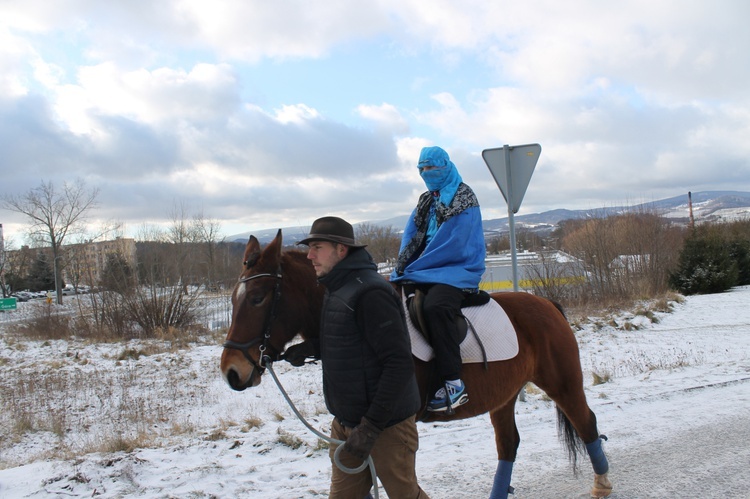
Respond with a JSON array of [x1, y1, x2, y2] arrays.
[[404, 294, 519, 363]]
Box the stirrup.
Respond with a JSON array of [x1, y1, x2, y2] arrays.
[[428, 393, 469, 412]]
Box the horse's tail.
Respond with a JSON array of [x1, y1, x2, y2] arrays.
[[550, 299, 567, 319], [556, 406, 586, 474]]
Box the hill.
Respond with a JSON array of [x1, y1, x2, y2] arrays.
[[227, 191, 750, 244], [483, 190, 750, 238]]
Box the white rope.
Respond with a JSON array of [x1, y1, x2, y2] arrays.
[[264, 359, 380, 499]]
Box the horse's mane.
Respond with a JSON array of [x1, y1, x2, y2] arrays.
[[263, 248, 309, 287]]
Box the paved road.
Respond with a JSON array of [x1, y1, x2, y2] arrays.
[[503, 381, 750, 498]]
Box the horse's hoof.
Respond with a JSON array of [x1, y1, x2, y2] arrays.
[[591, 473, 612, 498]]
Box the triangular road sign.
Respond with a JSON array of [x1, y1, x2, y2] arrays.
[[482, 144, 541, 213]]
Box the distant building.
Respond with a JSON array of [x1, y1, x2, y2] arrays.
[[378, 250, 587, 293], [64, 238, 137, 286], [480, 250, 586, 292], [5, 237, 137, 287]]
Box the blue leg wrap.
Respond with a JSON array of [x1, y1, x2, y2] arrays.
[[489, 460, 514, 498], [586, 438, 609, 475]]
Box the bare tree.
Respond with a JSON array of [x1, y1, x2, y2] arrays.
[[560, 207, 684, 305], [167, 201, 200, 293], [355, 222, 402, 265], [524, 251, 586, 305], [0, 227, 11, 297], [1, 179, 99, 304], [192, 211, 223, 289]]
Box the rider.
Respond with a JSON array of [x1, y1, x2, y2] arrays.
[[390, 146, 486, 412], [289, 216, 429, 498]]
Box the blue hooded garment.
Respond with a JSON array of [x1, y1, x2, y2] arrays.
[[390, 146, 486, 290]]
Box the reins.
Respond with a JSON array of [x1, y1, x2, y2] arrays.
[[263, 357, 380, 498]]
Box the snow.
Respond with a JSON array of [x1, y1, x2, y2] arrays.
[[1, 286, 749, 498]]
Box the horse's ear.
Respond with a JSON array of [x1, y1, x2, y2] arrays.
[[243, 235, 261, 269], [273, 229, 283, 253], [264, 229, 283, 262]]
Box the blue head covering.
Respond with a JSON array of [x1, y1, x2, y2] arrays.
[[418, 146, 463, 206]]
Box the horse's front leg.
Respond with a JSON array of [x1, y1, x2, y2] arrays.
[[488, 399, 520, 499]]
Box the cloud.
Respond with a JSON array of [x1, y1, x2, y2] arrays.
[[1, 1, 749, 242], [356, 103, 410, 135], [49, 62, 241, 133]]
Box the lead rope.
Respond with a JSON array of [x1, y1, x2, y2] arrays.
[[263, 357, 380, 499]]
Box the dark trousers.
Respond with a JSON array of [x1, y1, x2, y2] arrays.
[[420, 283, 465, 381]]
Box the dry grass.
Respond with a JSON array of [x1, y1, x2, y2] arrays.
[[276, 428, 305, 450], [566, 291, 685, 332], [592, 371, 611, 386], [243, 416, 263, 431], [0, 336, 230, 470], [7, 303, 76, 341], [523, 382, 552, 402]]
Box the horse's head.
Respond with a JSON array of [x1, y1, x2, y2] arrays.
[[220, 229, 323, 391]]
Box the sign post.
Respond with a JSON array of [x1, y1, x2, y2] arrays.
[[482, 144, 541, 291]]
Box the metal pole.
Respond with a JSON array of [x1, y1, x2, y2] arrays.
[[504, 146, 519, 292], [53, 255, 63, 305]]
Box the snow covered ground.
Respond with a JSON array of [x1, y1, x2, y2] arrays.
[[0, 286, 749, 498]]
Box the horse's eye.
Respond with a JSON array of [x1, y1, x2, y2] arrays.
[[250, 294, 266, 306]]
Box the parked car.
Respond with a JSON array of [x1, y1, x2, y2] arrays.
[[11, 291, 32, 302]]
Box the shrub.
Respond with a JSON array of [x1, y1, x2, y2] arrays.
[[727, 238, 750, 285], [669, 225, 739, 295]]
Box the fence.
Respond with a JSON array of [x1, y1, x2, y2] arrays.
[[0, 291, 235, 333]]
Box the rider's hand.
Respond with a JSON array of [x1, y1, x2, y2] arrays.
[[343, 417, 382, 461], [282, 340, 319, 366]]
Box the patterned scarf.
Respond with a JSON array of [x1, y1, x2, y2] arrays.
[[395, 183, 479, 275]]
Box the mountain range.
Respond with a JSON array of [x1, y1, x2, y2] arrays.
[[228, 190, 750, 244]]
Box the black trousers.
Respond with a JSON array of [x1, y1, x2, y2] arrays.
[[419, 283, 465, 381]]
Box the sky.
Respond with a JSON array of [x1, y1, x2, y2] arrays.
[[2, 1, 750, 244]]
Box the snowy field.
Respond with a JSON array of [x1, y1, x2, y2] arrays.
[[0, 286, 749, 498]]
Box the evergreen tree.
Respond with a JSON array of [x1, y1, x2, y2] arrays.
[[669, 227, 738, 295], [26, 253, 56, 292], [728, 238, 750, 286], [99, 253, 135, 294]]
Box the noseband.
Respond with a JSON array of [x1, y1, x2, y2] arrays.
[[223, 269, 283, 373]]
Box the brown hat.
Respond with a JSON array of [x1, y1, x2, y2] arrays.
[[297, 216, 367, 247]]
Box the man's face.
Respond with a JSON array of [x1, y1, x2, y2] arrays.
[[306, 241, 347, 277]]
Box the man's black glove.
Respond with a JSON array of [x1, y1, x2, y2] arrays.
[[342, 417, 382, 461], [282, 339, 319, 367]]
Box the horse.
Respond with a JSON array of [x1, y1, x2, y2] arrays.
[[220, 230, 612, 498]]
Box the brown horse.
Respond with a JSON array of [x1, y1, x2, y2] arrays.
[[220, 230, 613, 498]]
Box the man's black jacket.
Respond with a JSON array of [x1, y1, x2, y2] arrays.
[[318, 247, 421, 429]]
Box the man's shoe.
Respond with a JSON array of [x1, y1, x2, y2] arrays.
[[427, 380, 468, 412]]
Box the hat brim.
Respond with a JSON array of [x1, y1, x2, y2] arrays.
[[296, 234, 367, 248]]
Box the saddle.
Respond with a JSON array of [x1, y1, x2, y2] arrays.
[[406, 288, 491, 361]]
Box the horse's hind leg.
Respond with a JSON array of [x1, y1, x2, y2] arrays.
[[544, 385, 612, 497], [488, 399, 520, 499]]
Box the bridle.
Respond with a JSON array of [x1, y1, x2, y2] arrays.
[[222, 268, 283, 373]]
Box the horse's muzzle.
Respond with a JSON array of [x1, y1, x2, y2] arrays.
[[221, 348, 264, 390]]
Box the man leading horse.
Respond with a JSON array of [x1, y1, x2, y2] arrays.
[[288, 216, 430, 499]]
